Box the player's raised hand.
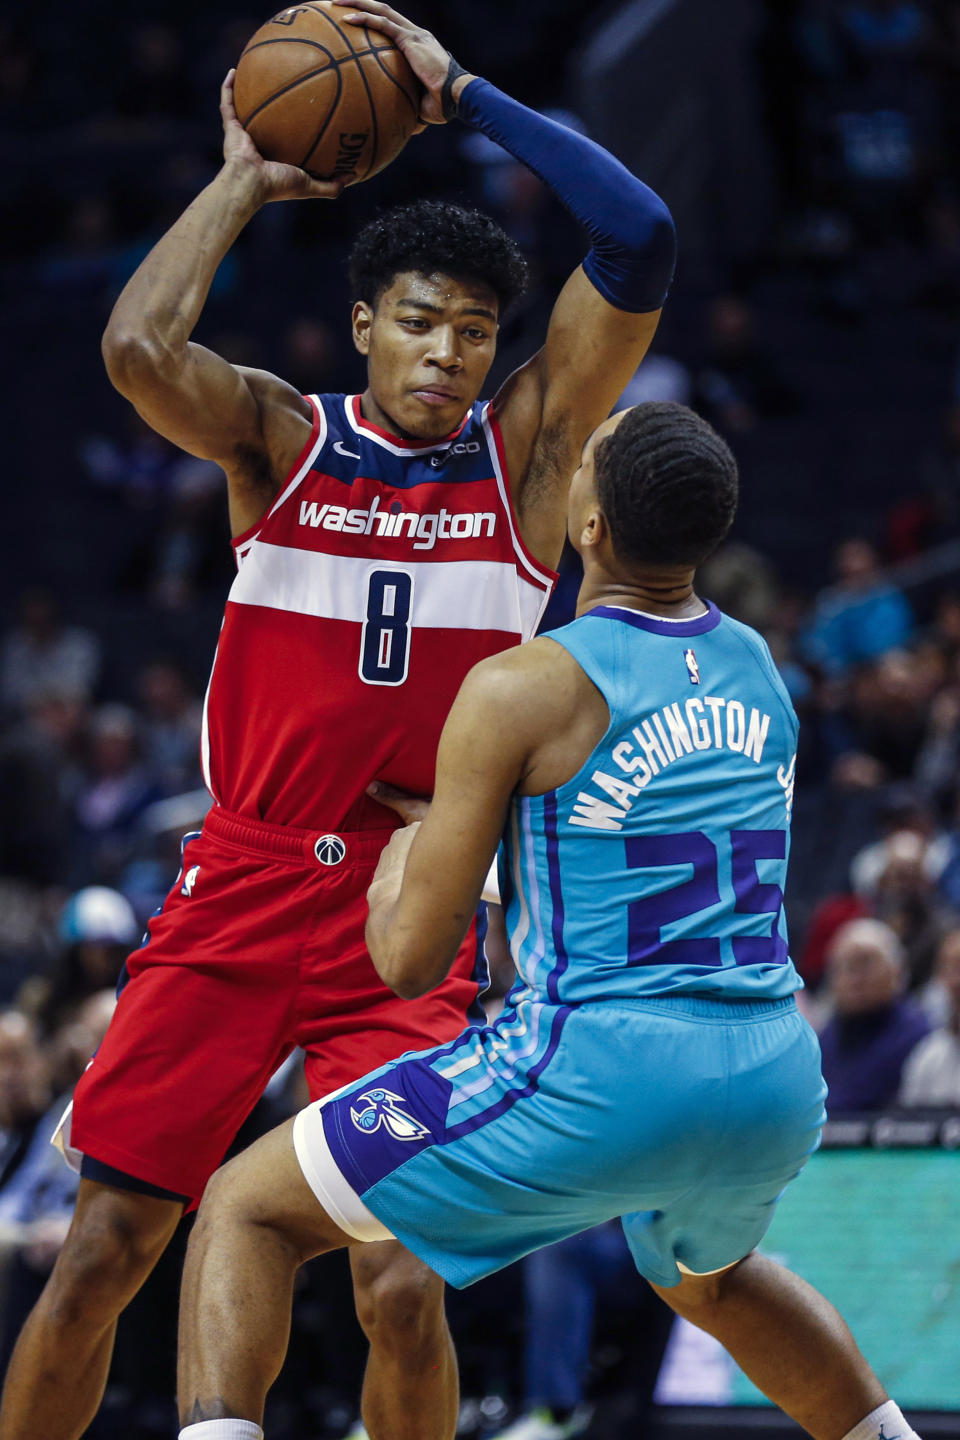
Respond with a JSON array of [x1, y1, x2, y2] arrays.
[[220, 70, 345, 202], [333, 1, 474, 125], [367, 780, 430, 825]]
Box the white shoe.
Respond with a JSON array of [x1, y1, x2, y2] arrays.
[[486, 1406, 592, 1440]]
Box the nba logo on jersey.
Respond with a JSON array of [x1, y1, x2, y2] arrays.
[[684, 648, 701, 685], [181, 865, 200, 897], [350, 1088, 430, 1141], [314, 834, 347, 866]]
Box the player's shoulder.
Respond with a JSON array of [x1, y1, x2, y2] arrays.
[[712, 610, 797, 724], [713, 610, 778, 672], [463, 635, 591, 722]]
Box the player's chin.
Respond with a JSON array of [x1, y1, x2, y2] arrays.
[[403, 392, 470, 436]]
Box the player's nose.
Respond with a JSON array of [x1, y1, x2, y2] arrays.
[[424, 327, 462, 368]]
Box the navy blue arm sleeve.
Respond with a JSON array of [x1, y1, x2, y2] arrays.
[[456, 78, 676, 314]]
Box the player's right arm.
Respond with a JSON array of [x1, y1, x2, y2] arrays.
[[101, 72, 342, 537], [365, 639, 609, 997]]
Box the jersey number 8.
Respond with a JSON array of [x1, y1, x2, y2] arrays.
[[360, 569, 413, 686]]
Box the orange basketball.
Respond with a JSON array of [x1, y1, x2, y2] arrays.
[[234, 3, 421, 185]]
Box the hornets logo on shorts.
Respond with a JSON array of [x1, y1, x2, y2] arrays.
[[350, 1088, 430, 1141]]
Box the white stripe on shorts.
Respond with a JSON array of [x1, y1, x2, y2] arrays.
[[293, 1101, 395, 1244], [677, 1258, 742, 1277]]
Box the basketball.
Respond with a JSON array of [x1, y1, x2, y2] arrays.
[[234, 3, 421, 185]]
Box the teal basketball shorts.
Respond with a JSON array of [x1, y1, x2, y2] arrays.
[[292, 991, 827, 1288]]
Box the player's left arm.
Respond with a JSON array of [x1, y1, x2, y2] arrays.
[[364, 649, 544, 999]]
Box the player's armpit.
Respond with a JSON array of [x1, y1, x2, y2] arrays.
[[495, 271, 662, 567]]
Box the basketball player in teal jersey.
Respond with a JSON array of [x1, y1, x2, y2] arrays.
[[176, 403, 921, 1440]]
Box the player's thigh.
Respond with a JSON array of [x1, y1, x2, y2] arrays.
[[71, 955, 299, 1202], [198, 1119, 354, 1263], [301, 904, 482, 1098]]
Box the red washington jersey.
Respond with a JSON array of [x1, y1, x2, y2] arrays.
[[201, 393, 557, 830]]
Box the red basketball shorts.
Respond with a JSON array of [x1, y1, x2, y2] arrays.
[[69, 806, 484, 1203]]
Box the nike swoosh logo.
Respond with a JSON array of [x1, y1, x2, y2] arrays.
[[334, 440, 361, 460]]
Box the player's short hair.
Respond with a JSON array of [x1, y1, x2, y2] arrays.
[[595, 403, 739, 568], [348, 199, 529, 313]]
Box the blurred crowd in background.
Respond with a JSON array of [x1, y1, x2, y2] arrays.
[[3, 0, 960, 1436]]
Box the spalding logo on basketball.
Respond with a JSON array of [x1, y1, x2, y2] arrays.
[[314, 834, 347, 866]]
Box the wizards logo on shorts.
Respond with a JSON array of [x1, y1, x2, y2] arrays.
[[350, 1088, 430, 1141]]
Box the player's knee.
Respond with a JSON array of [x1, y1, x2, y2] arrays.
[[353, 1250, 444, 1350], [192, 1160, 255, 1249], [46, 1193, 173, 1325]]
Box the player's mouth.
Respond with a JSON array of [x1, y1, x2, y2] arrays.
[[411, 387, 460, 407]]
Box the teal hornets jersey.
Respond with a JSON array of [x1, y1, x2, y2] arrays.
[[501, 602, 802, 1003]]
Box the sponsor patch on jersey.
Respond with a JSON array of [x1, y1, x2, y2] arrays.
[[684, 648, 701, 685], [350, 1088, 430, 1141], [429, 439, 483, 468]]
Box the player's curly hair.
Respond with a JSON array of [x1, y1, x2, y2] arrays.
[[348, 199, 529, 312], [595, 403, 739, 568]]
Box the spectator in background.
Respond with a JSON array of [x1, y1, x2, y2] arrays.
[[617, 350, 692, 409], [887, 403, 960, 559], [801, 538, 912, 675], [488, 1224, 673, 1440], [136, 660, 203, 795], [818, 917, 930, 1111], [851, 827, 956, 989], [0, 992, 116, 1376], [32, 888, 139, 1037], [0, 1013, 51, 1192], [697, 541, 779, 635], [898, 928, 960, 1106], [694, 294, 796, 435], [842, 650, 934, 780], [0, 690, 87, 885], [71, 704, 162, 884], [148, 461, 231, 612], [0, 589, 99, 717]]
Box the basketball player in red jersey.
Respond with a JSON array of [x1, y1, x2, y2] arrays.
[[0, 6, 676, 1439]]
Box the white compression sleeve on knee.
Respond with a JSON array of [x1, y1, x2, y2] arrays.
[[842, 1401, 920, 1440], [179, 1422, 264, 1440]]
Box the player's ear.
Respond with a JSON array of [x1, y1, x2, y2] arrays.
[[352, 301, 373, 355], [579, 505, 605, 552]]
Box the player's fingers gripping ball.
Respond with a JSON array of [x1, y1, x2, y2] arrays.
[[234, 2, 421, 184]]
